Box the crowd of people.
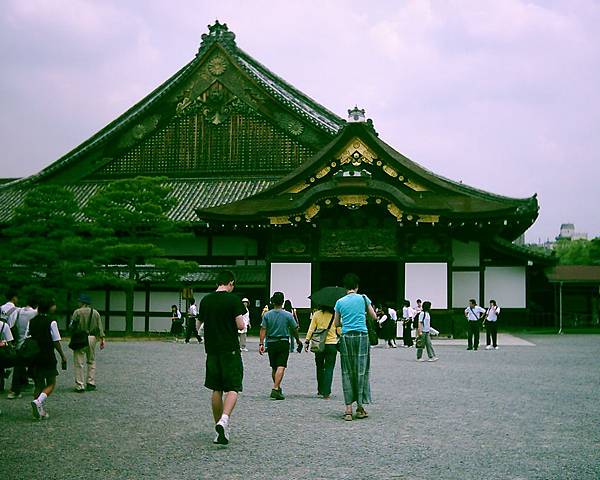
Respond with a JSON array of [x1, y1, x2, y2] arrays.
[[0, 272, 502, 448], [0, 291, 106, 419]]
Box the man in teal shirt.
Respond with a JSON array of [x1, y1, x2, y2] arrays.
[[259, 292, 302, 400]]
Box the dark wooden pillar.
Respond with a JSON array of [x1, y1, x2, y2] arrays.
[[144, 284, 150, 333]]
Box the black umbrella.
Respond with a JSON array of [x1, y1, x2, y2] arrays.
[[309, 286, 347, 308]]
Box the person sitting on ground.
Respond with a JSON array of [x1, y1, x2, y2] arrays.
[[259, 292, 302, 400], [29, 296, 68, 420]]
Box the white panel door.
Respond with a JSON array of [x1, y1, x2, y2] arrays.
[[484, 267, 526, 308], [270, 263, 312, 308], [405, 263, 448, 309]]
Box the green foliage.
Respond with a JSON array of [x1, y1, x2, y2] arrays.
[[554, 238, 600, 265], [84, 177, 197, 332], [1, 185, 90, 302]]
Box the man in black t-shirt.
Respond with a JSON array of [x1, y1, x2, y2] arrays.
[[197, 270, 246, 446]]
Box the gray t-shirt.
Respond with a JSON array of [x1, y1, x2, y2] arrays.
[[9, 307, 38, 348], [261, 309, 296, 342]]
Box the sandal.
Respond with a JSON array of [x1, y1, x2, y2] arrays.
[[356, 409, 369, 419], [343, 413, 353, 421]]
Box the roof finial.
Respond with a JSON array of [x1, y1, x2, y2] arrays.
[[198, 20, 237, 55], [347, 105, 366, 123]]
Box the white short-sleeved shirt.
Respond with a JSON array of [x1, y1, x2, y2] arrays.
[[50, 321, 61, 341], [0, 320, 14, 342], [189, 304, 198, 317], [486, 306, 501, 321], [388, 308, 397, 321], [465, 305, 486, 321], [417, 312, 431, 332], [402, 306, 415, 319]]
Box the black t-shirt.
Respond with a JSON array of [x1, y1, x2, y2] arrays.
[[199, 291, 246, 354]]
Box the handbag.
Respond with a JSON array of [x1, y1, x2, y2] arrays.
[[69, 308, 92, 351], [363, 296, 379, 346], [415, 334, 425, 349], [309, 313, 335, 353], [0, 322, 18, 368]]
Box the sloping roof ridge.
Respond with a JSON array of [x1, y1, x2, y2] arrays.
[[369, 129, 536, 205], [234, 47, 344, 134], [492, 236, 555, 261], [0, 52, 202, 192]]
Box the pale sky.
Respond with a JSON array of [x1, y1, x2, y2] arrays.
[[1, 0, 599, 243]]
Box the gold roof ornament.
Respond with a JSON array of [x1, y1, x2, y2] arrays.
[[404, 179, 428, 192], [304, 204, 320, 221], [338, 195, 369, 209], [387, 203, 404, 221], [269, 215, 291, 225], [337, 137, 376, 166], [418, 214, 440, 223]]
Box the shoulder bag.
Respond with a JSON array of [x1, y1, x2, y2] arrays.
[[69, 308, 92, 351], [415, 312, 426, 348], [309, 313, 336, 353], [363, 295, 379, 346], [0, 321, 17, 368]]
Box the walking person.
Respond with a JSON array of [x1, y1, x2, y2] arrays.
[[259, 292, 302, 400], [7, 295, 38, 399], [29, 296, 68, 420], [416, 301, 438, 362], [334, 273, 377, 421], [485, 300, 501, 350], [170, 304, 183, 336], [185, 298, 202, 344], [197, 270, 246, 445], [387, 303, 398, 348], [71, 294, 106, 393], [0, 318, 14, 415], [239, 298, 250, 352], [284, 299, 300, 353], [401, 300, 415, 347], [304, 306, 340, 399], [0, 290, 18, 392], [465, 299, 486, 351]]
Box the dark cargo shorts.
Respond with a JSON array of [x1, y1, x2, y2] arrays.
[[204, 350, 243, 393]]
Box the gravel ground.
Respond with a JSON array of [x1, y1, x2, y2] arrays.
[[2, 335, 599, 480]]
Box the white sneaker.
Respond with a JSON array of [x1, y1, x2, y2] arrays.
[[494, 346, 499, 350], [7, 391, 22, 399], [31, 399, 44, 420], [241, 347, 249, 352], [214, 419, 230, 445], [416, 358, 426, 362], [428, 357, 439, 362], [485, 345, 493, 350]]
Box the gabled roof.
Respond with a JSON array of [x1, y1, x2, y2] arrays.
[[0, 21, 344, 191], [196, 121, 539, 239]]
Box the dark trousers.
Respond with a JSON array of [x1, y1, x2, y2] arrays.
[[486, 322, 498, 347], [11, 364, 28, 394], [314, 344, 337, 397], [403, 321, 413, 347], [467, 321, 481, 350], [185, 317, 201, 343]]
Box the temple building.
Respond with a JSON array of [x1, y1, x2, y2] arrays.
[[0, 22, 554, 332]]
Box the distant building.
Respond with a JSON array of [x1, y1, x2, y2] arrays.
[[557, 223, 588, 241]]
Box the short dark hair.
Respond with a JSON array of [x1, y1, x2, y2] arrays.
[[422, 301, 432, 311], [343, 273, 359, 290], [283, 299, 293, 312], [489, 300, 497, 306], [403, 300, 410, 307], [416, 299, 422, 303], [216, 270, 235, 286], [171, 304, 178, 309], [190, 298, 196, 305], [469, 299, 477, 305], [38, 296, 56, 314], [5, 289, 18, 301], [271, 291, 284, 306]]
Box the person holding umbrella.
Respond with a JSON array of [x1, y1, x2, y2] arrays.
[[333, 273, 377, 421]]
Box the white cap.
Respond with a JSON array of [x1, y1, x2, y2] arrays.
[[242, 298, 249, 303]]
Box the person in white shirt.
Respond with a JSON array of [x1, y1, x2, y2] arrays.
[[485, 300, 501, 350], [401, 300, 415, 347], [465, 299, 486, 351], [239, 298, 251, 352], [416, 301, 438, 362], [0, 290, 18, 393], [7, 296, 38, 399], [186, 298, 202, 344], [0, 318, 14, 415]]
